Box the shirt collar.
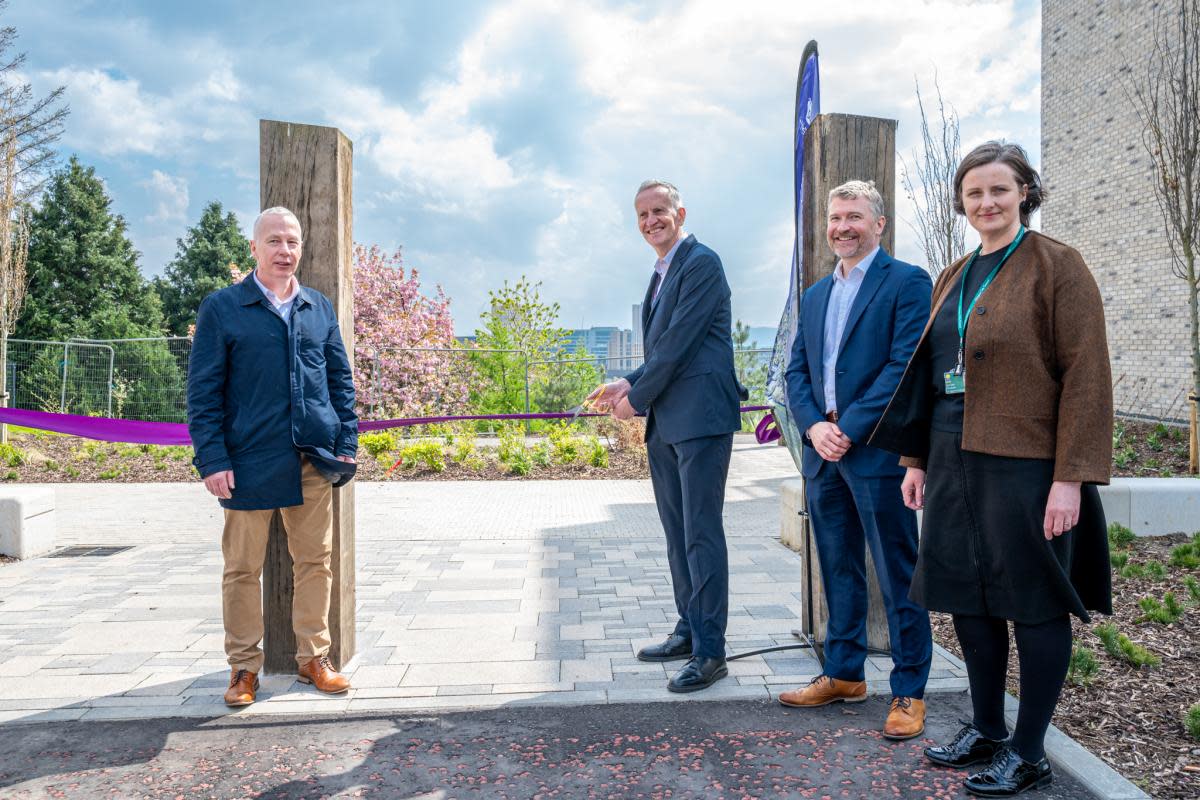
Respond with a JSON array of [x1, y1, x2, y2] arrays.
[[654, 235, 686, 275], [834, 245, 880, 282], [252, 269, 299, 305]]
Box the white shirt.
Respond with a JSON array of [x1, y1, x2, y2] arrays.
[[652, 236, 686, 302], [252, 270, 299, 323], [822, 246, 880, 414]]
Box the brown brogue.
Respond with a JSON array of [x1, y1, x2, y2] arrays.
[[883, 696, 926, 740], [223, 668, 259, 707], [297, 655, 351, 694], [778, 674, 867, 707]]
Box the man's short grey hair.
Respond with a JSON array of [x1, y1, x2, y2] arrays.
[[635, 179, 682, 210], [828, 180, 885, 220], [252, 206, 302, 240]]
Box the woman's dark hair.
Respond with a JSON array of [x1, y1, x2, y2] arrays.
[[952, 141, 1044, 226]]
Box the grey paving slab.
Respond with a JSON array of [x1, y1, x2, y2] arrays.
[[0, 440, 966, 725]]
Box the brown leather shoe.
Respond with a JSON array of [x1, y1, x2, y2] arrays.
[[297, 655, 351, 694], [778, 674, 867, 707], [223, 668, 259, 707], [883, 696, 926, 740]]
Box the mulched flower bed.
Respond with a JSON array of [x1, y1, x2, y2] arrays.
[[931, 532, 1200, 799], [1114, 419, 1193, 477], [0, 425, 651, 484]]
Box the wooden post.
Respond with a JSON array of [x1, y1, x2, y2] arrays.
[[259, 120, 356, 673], [798, 113, 897, 654]]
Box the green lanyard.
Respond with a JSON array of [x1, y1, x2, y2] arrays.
[[953, 225, 1026, 373]]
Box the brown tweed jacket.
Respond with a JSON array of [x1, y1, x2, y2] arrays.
[[870, 230, 1113, 484]]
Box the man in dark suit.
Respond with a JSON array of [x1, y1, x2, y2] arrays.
[[779, 180, 933, 739], [589, 179, 746, 693]]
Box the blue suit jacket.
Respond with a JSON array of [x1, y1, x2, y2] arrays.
[[785, 249, 931, 479], [624, 235, 748, 444]]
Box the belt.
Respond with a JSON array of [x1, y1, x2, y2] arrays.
[[825, 411, 839, 423]]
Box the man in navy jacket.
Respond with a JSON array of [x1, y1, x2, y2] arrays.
[[590, 180, 746, 693], [187, 207, 358, 707], [781, 180, 933, 740]]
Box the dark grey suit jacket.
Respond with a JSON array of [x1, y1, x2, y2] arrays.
[[625, 234, 747, 444]]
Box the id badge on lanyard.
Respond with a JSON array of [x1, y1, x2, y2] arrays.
[[947, 225, 1026, 397]]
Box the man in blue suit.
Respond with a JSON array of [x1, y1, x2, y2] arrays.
[[779, 180, 933, 740], [589, 179, 746, 693]]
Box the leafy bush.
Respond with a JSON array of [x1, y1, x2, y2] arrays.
[[1093, 622, 1161, 668], [1108, 522, 1136, 550], [548, 424, 580, 465], [2, 470, 15, 481], [397, 441, 445, 473], [1066, 644, 1099, 686], [1170, 542, 1200, 569], [497, 424, 527, 464], [43, 459, 58, 471], [1138, 592, 1185, 624], [1120, 562, 1148, 579], [504, 448, 531, 476], [530, 442, 552, 468], [586, 436, 609, 468], [0, 443, 24, 467], [1146, 560, 1167, 579], [1184, 575, 1200, 604], [1186, 705, 1200, 741], [97, 467, 124, 480], [360, 432, 398, 459], [1110, 552, 1129, 570], [451, 427, 479, 464]]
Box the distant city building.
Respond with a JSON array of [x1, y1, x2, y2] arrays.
[[631, 304, 643, 357]]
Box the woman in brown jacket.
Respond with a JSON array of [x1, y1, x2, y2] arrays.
[[871, 141, 1112, 797]]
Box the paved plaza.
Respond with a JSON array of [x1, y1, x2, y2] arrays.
[[0, 438, 966, 723]]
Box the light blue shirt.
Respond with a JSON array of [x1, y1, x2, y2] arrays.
[[822, 246, 879, 414], [252, 270, 299, 323], [652, 235, 685, 302]]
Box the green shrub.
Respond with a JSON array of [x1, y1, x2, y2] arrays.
[[497, 424, 526, 464], [166, 446, 191, 462], [398, 441, 445, 473], [586, 436, 609, 468], [1184, 575, 1200, 604], [0, 442, 25, 467], [1110, 552, 1129, 570], [1107, 522, 1136, 550], [1138, 592, 1185, 624], [1146, 560, 1168, 579], [1093, 622, 1161, 668], [463, 454, 486, 472], [2, 470, 16, 481], [42, 459, 58, 471], [97, 468, 123, 480], [359, 432, 398, 459], [1170, 542, 1200, 569], [1066, 644, 1099, 686], [1113, 446, 1135, 470], [504, 448, 531, 476], [1186, 705, 1200, 741], [64, 465, 80, 478], [548, 424, 580, 465], [451, 429, 479, 464], [114, 444, 142, 459], [530, 442, 552, 468]]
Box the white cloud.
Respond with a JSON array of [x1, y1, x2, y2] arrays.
[[141, 170, 189, 224]]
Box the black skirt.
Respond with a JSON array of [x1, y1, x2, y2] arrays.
[[910, 429, 1113, 624]]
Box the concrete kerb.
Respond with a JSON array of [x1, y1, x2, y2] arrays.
[[1102, 477, 1200, 536]]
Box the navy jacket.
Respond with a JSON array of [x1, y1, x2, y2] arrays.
[[187, 277, 358, 510], [625, 235, 747, 444], [785, 249, 931, 479]]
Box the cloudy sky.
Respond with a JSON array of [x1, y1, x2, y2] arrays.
[[11, 0, 1041, 334]]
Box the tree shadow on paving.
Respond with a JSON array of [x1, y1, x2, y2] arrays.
[[0, 696, 1097, 799]]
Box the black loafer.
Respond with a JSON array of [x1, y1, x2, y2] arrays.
[[964, 745, 1052, 797], [925, 723, 1007, 768], [667, 656, 728, 693], [637, 633, 693, 662]]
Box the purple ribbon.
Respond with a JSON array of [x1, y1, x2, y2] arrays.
[[0, 405, 774, 446]]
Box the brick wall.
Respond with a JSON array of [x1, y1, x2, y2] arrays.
[[1042, 0, 1189, 420]]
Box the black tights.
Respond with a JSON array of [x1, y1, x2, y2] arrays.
[[951, 613, 1072, 762]]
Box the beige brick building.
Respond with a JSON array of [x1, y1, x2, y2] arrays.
[[1042, 0, 1189, 420]]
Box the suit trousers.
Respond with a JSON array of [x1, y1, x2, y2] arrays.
[[805, 458, 932, 698], [221, 458, 334, 672], [646, 426, 733, 659]]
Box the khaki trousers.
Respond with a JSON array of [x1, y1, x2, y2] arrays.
[[221, 458, 333, 672]]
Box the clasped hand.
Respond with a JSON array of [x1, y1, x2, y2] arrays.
[[586, 378, 635, 420], [808, 421, 851, 461]]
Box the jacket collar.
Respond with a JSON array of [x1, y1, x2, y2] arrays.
[[647, 234, 696, 316]]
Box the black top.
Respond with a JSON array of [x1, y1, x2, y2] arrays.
[[929, 248, 1007, 433]]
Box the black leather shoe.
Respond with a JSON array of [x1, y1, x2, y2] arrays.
[[637, 633, 692, 662], [925, 723, 1007, 768], [964, 745, 1052, 797], [667, 657, 728, 693]]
